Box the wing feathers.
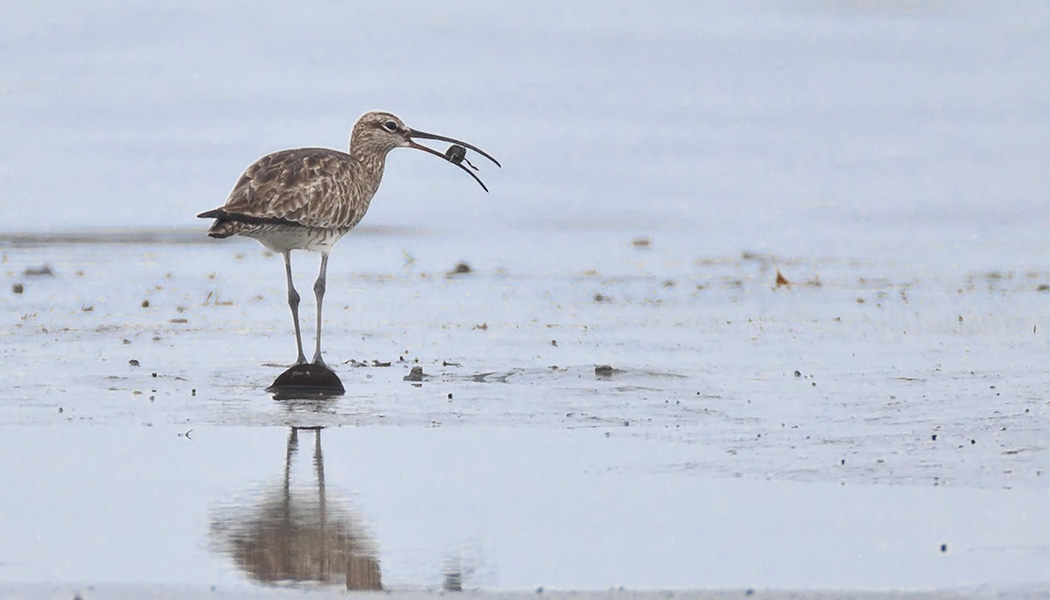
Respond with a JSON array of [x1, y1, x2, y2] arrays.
[[207, 148, 375, 230]]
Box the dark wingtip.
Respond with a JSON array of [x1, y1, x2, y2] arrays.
[[197, 209, 222, 219]]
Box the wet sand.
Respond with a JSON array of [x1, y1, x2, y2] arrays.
[[3, 227, 1050, 596]]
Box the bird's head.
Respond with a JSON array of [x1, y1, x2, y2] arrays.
[[351, 111, 501, 191]]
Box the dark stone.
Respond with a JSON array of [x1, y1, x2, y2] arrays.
[[22, 265, 54, 277], [267, 363, 345, 400], [403, 366, 425, 382]]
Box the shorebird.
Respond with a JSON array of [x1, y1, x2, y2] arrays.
[[198, 111, 499, 370]]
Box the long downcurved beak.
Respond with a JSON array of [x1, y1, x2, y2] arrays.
[[406, 128, 501, 193]]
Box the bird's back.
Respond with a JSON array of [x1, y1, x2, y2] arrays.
[[200, 147, 383, 241]]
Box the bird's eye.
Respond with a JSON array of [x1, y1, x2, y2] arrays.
[[382, 120, 398, 132]]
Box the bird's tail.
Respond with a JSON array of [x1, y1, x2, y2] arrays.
[[197, 209, 243, 239]]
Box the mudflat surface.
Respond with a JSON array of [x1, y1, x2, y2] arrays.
[[3, 0, 1050, 597], [3, 227, 1050, 596]]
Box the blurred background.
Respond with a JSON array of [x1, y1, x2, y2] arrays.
[[1, 1, 1048, 262]]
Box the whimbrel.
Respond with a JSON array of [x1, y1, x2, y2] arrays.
[[198, 111, 499, 391]]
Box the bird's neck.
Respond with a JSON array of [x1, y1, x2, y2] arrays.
[[349, 146, 390, 191]]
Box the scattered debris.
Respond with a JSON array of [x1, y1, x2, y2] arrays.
[[775, 269, 790, 288], [447, 261, 472, 276], [22, 265, 54, 277], [594, 364, 614, 377], [631, 236, 651, 248], [473, 322, 488, 331], [128, 359, 140, 367], [443, 360, 462, 367], [141, 299, 150, 308], [12, 283, 24, 294], [347, 358, 394, 368], [593, 293, 609, 303], [170, 318, 188, 324], [403, 366, 426, 382]]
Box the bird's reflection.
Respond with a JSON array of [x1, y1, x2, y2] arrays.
[[210, 427, 382, 590]]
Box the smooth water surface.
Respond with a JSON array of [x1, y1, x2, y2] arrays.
[[4, 425, 1050, 592]]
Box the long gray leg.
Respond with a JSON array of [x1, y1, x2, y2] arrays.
[[283, 250, 307, 365], [311, 253, 329, 365]]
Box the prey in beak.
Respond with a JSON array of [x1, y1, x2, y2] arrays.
[[404, 128, 501, 192]]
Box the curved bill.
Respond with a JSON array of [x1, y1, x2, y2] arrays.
[[407, 128, 501, 193]]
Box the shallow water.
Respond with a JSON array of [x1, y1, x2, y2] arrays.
[[5, 424, 1050, 592], [2, 0, 1050, 595]]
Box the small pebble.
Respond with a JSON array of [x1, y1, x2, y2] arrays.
[[12, 283, 24, 294], [22, 265, 54, 277], [128, 359, 140, 367]]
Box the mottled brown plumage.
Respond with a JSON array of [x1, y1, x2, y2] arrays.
[[197, 110, 499, 368]]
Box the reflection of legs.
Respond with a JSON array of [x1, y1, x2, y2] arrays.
[[314, 429, 326, 526], [283, 251, 307, 365], [312, 253, 329, 365]]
